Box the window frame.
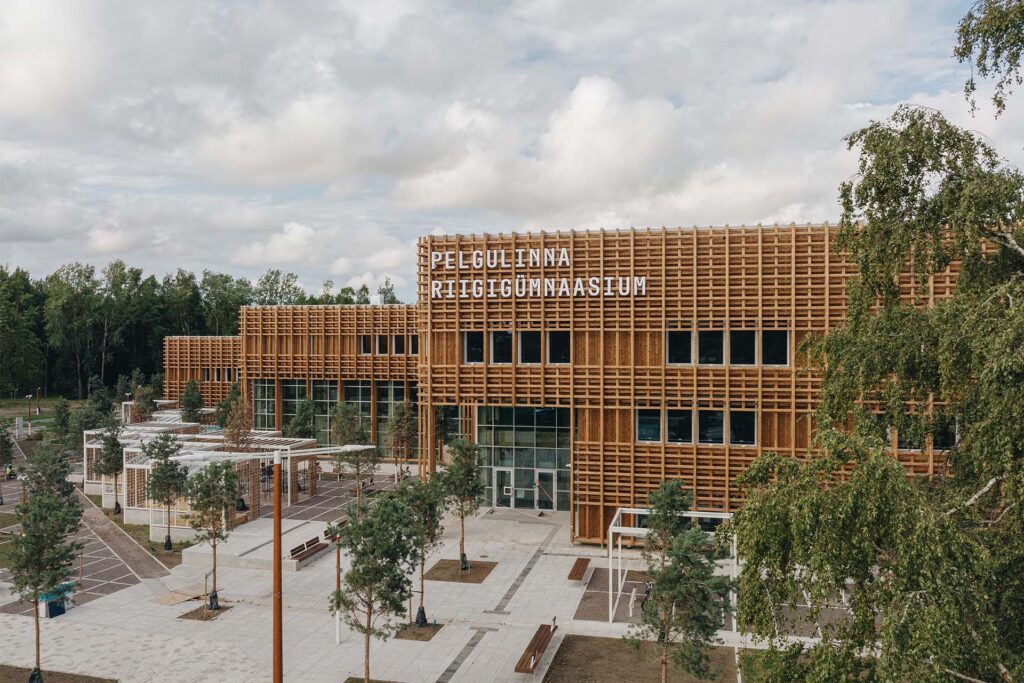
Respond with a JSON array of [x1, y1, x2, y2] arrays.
[[666, 408, 693, 444], [697, 330, 725, 365], [358, 335, 372, 355], [547, 331, 571, 365], [409, 334, 419, 356], [728, 410, 757, 447], [729, 330, 757, 366], [392, 334, 405, 355], [463, 331, 484, 364], [761, 330, 789, 367], [636, 409, 662, 443], [519, 331, 542, 365], [665, 330, 693, 366], [490, 330, 513, 364], [697, 409, 725, 445], [376, 334, 388, 355]]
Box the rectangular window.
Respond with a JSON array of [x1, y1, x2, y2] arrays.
[[729, 411, 757, 446], [410, 335, 419, 355], [376, 335, 388, 355], [762, 331, 788, 366], [202, 368, 210, 381], [730, 331, 756, 365], [253, 379, 276, 431], [667, 409, 693, 443], [312, 380, 337, 445], [933, 419, 957, 451], [636, 409, 661, 442], [548, 331, 571, 364], [698, 410, 725, 444], [358, 335, 371, 355], [698, 331, 724, 364], [464, 331, 484, 363], [343, 380, 372, 417], [519, 331, 541, 364], [666, 331, 692, 365], [393, 335, 405, 354], [491, 331, 513, 364], [213, 368, 221, 382]]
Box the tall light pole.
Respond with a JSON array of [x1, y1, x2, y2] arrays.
[[273, 450, 283, 682]]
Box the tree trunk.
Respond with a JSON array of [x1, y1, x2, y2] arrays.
[[459, 512, 465, 561], [660, 649, 667, 683], [212, 534, 218, 593], [364, 592, 373, 683], [100, 318, 108, 384], [336, 544, 341, 593], [166, 503, 172, 539], [75, 349, 83, 400], [419, 555, 425, 610], [34, 589, 41, 671]]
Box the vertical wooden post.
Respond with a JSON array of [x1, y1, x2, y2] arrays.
[[273, 450, 283, 683]]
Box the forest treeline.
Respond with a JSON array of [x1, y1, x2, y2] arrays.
[[0, 262, 399, 400]]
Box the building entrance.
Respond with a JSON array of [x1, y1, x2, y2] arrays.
[[536, 469, 557, 510], [494, 468, 513, 508]]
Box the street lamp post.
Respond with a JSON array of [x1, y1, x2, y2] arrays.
[[272, 450, 283, 683]]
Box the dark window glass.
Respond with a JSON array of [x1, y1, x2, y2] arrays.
[[667, 331, 692, 364], [730, 331, 756, 365], [409, 334, 419, 355], [464, 331, 484, 363], [376, 335, 388, 354], [933, 418, 957, 451], [698, 410, 724, 444], [637, 409, 661, 442], [519, 331, 541, 364], [667, 410, 693, 443], [492, 331, 513, 364], [698, 331, 724, 364], [762, 331, 788, 365], [393, 335, 405, 354], [730, 411, 756, 445], [358, 335, 371, 354], [548, 331, 571, 364]]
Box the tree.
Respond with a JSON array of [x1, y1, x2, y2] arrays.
[[329, 497, 417, 683], [0, 418, 13, 470], [729, 10, 1024, 681], [384, 400, 416, 481], [224, 397, 253, 451], [180, 379, 203, 423], [440, 437, 482, 572], [626, 481, 731, 683], [0, 266, 43, 397], [144, 434, 187, 552], [199, 270, 252, 335], [184, 460, 240, 603], [377, 277, 400, 304], [283, 398, 316, 439], [397, 477, 444, 626], [215, 383, 241, 428], [355, 284, 371, 304], [95, 420, 125, 514], [434, 405, 460, 465], [132, 384, 157, 422], [43, 263, 99, 399], [7, 439, 83, 681], [956, 0, 1024, 116], [52, 398, 71, 438], [253, 269, 304, 305], [330, 402, 377, 502], [160, 269, 204, 336]]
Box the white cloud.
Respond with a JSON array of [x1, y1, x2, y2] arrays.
[[234, 222, 318, 266]]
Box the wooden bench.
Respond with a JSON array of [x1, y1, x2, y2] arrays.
[[289, 536, 328, 562], [515, 618, 557, 674], [567, 557, 590, 581]]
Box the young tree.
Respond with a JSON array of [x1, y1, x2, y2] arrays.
[[434, 405, 459, 465], [180, 379, 204, 423], [95, 420, 125, 514], [384, 401, 416, 481], [223, 397, 253, 451], [331, 402, 378, 501], [626, 481, 731, 683], [440, 437, 482, 572], [215, 383, 241, 428], [144, 434, 187, 551], [283, 397, 316, 439], [8, 439, 83, 681], [329, 497, 417, 683], [184, 460, 240, 605], [397, 477, 445, 626], [52, 397, 71, 438], [133, 384, 157, 422], [377, 277, 400, 304], [0, 418, 13, 471]]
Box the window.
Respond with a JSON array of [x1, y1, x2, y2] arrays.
[[376, 335, 388, 355], [729, 411, 757, 446], [312, 380, 337, 445], [667, 409, 693, 443], [491, 331, 513, 364], [519, 331, 541, 364], [213, 368, 221, 382], [410, 335, 419, 355], [897, 429, 923, 451], [666, 331, 692, 365], [698, 410, 725, 444], [548, 331, 571, 364], [358, 335, 371, 355], [698, 331, 724, 364], [280, 379, 306, 428], [202, 368, 210, 381], [393, 335, 405, 354], [933, 419, 957, 451], [376, 381, 405, 449], [637, 409, 661, 442], [464, 331, 484, 363], [253, 379, 276, 430], [762, 331, 788, 366], [730, 331, 756, 365], [343, 380, 372, 417]]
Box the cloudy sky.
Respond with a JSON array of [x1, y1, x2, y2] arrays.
[[2, 0, 1022, 301]]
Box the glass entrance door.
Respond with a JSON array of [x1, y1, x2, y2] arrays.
[[536, 469, 557, 511], [494, 468, 513, 508]]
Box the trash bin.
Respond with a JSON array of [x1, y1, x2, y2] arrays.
[[38, 581, 75, 618]]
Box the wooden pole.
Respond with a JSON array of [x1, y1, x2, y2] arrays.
[[273, 450, 283, 683]]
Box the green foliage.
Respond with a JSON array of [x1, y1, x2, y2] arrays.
[[7, 438, 83, 603], [180, 379, 204, 423], [94, 420, 124, 481], [215, 383, 241, 428], [133, 385, 158, 422], [329, 497, 418, 681], [384, 401, 416, 464], [86, 375, 112, 415], [434, 406, 460, 446], [956, 0, 1024, 115], [440, 437, 483, 518], [184, 460, 240, 592], [52, 398, 71, 437], [626, 481, 731, 681], [44, 263, 100, 399], [283, 398, 316, 439], [0, 266, 43, 396], [332, 401, 371, 446], [253, 269, 305, 305], [397, 477, 445, 612], [223, 397, 253, 451], [144, 434, 187, 533], [377, 277, 400, 304], [199, 270, 253, 335], [0, 418, 13, 468]]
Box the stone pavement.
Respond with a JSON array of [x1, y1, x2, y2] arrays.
[[76, 489, 170, 580]]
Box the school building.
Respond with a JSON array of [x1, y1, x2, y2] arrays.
[[163, 224, 958, 543]]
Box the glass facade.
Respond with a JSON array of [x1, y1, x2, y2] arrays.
[[280, 379, 306, 427], [477, 406, 571, 511], [375, 381, 405, 449], [253, 379, 276, 430], [343, 380, 372, 417], [312, 380, 338, 445]]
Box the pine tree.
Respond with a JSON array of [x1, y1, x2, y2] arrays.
[[384, 400, 416, 481], [8, 439, 83, 680], [397, 477, 444, 626], [144, 434, 187, 551], [180, 379, 203, 423], [133, 384, 157, 422], [52, 398, 71, 438], [95, 420, 125, 514], [215, 383, 241, 428], [283, 398, 316, 439], [223, 397, 253, 452], [0, 417, 13, 470], [184, 460, 239, 605], [439, 437, 482, 572], [331, 402, 377, 501]]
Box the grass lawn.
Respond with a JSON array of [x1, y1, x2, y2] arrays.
[[0, 397, 84, 421], [542, 635, 738, 683], [0, 512, 18, 529], [86, 494, 190, 567]]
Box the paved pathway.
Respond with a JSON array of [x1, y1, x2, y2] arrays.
[[75, 490, 170, 581]]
